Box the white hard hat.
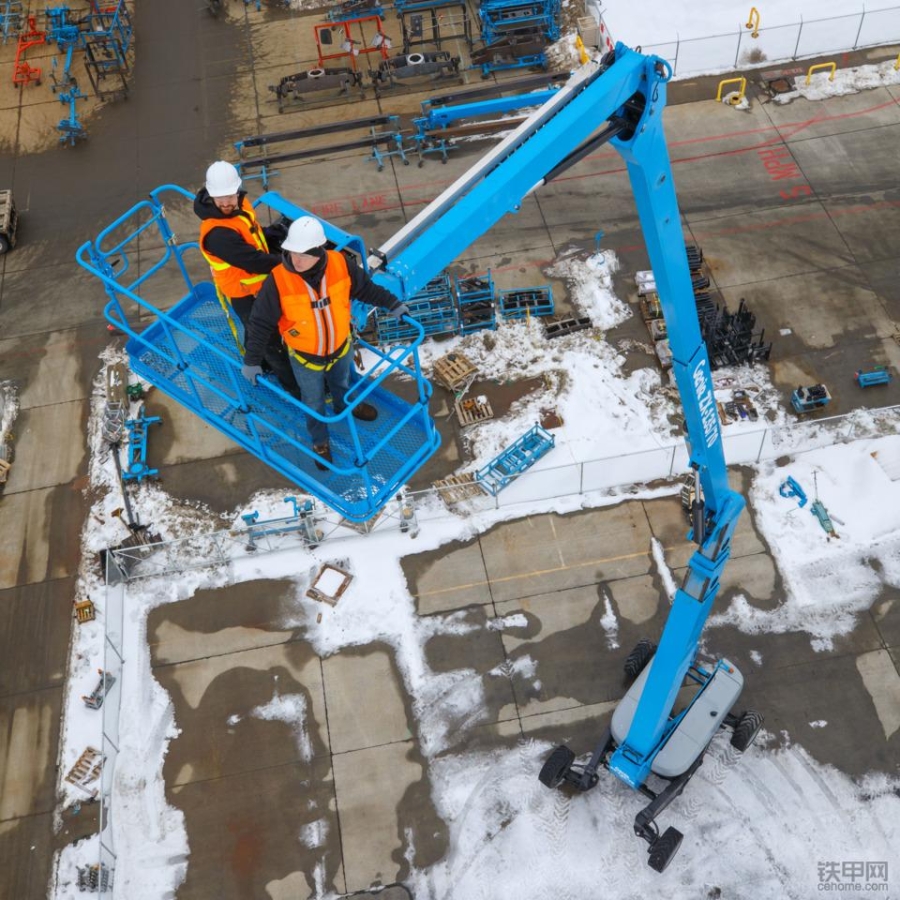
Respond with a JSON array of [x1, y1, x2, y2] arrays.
[[282, 217, 327, 253], [205, 160, 241, 197]]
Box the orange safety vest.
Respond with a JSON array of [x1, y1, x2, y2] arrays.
[[275, 251, 352, 364], [199, 197, 269, 299]]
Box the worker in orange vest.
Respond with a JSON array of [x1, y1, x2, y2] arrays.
[[195, 160, 301, 399], [241, 217, 409, 470]]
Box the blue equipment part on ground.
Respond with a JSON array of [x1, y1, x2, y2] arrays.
[[374, 274, 459, 343], [0, 1, 23, 44], [475, 423, 555, 495], [77, 185, 440, 522], [855, 366, 891, 387], [477, 0, 560, 45], [414, 87, 560, 136], [57, 81, 87, 145], [456, 271, 495, 334], [497, 284, 553, 319], [811, 498, 837, 536], [123, 407, 161, 482], [778, 475, 808, 508], [791, 383, 830, 413]]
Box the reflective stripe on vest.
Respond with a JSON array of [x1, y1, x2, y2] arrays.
[[199, 197, 269, 299], [275, 251, 352, 363]]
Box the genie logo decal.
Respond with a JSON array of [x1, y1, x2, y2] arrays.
[[692, 359, 720, 449]]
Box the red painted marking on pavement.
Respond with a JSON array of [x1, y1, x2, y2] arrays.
[[308, 97, 900, 226]]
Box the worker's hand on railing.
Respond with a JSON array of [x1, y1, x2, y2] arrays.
[[242, 364, 264, 385], [388, 302, 410, 320]]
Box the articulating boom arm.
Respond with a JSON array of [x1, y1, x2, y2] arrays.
[[371, 44, 746, 789]]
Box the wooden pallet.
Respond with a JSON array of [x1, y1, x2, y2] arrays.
[[433, 472, 485, 504], [65, 746, 102, 794], [337, 507, 383, 534], [306, 564, 353, 606], [433, 351, 478, 391], [455, 395, 493, 426], [74, 599, 96, 623]]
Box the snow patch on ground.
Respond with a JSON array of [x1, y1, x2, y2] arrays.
[[774, 59, 900, 104], [251, 691, 313, 761]]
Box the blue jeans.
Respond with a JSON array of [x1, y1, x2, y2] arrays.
[[288, 350, 352, 446]]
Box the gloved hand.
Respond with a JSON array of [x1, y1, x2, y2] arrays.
[[388, 303, 410, 320], [242, 364, 263, 385], [264, 221, 289, 253]]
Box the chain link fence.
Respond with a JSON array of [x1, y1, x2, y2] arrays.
[[620, 6, 900, 77]]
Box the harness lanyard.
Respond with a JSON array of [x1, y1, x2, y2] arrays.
[[305, 272, 332, 358], [215, 283, 245, 356]]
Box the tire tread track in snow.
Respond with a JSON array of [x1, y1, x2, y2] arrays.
[[708, 778, 805, 900]]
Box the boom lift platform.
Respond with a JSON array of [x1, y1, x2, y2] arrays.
[[77, 186, 440, 522], [80, 50, 759, 838]]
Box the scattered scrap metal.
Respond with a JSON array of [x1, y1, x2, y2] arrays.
[[638, 244, 772, 370], [82, 669, 116, 710], [455, 393, 493, 426]]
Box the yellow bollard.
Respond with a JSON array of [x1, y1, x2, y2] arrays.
[[716, 76, 747, 105], [805, 61, 836, 85], [574, 35, 590, 66], [745, 6, 760, 38], [894, 51, 900, 70]]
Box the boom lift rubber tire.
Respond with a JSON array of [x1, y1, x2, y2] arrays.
[[731, 709, 763, 752], [0, 235, 8, 255], [624, 639, 657, 679], [538, 745, 575, 788], [648, 826, 683, 872]]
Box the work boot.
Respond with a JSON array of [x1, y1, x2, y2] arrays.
[[351, 401, 378, 422], [313, 441, 332, 471]]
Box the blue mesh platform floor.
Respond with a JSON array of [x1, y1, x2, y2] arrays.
[[126, 284, 438, 520]]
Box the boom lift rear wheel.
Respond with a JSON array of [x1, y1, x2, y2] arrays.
[[730, 709, 763, 752]]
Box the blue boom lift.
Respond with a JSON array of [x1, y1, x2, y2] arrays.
[[79, 47, 759, 859]]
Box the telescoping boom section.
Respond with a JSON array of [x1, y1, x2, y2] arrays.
[[76, 186, 440, 522]]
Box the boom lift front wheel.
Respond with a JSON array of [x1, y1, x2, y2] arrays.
[[538, 745, 575, 789], [648, 826, 684, 873], [624, 638, 657, 679]]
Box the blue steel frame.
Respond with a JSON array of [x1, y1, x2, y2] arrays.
[[76, 185, 440, 522], [374, 44, 746, 791], [414, 87, 560, 137]]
